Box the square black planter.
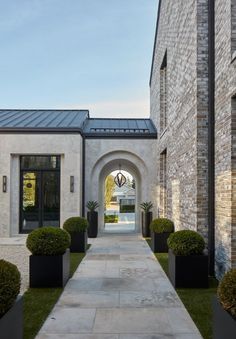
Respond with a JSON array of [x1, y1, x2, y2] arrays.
[[213, 296, 236, 339], [70, 231, 87, 253], [151, 231, 172, 253], [29, 248, 70, 287], [168, 249, 208, 288], [0, 296, 23, 339]]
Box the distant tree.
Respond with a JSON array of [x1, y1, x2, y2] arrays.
[[105, 175, 116, 208]]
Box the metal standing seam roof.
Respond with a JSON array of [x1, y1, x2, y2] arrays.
[[83, 118, 157, 138], [0, 110, 157, 138], [0, 110, 89, 130]]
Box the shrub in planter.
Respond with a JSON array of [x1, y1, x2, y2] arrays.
[[213, 269, 236, 339], [140, 201, 153, 237], [0, 260, 23, 339], [150, 218, 174, 253], [86, 201, 99, 238], [167, 230, 208, 288], [63, 217, 88, 252], [104, 214, 119, 223], [27, 227, 71, 287]]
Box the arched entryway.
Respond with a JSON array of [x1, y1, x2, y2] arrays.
[[85, 149, 151, 234], [104, 169, 136, 232], [99, 159, 141, 233]]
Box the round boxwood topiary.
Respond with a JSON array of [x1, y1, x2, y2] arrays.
[[150, 218, 174, 233], [63, 217, 88, 234], [0, 259, 21, 317], [167, 230, 205, 256], [217, 268, 236, 318], [26, 227, 71, 256]]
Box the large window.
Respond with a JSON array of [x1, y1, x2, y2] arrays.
[[160, 51, 167, 133], [20, 156, 60, 233], [160, 149, 167, 216]]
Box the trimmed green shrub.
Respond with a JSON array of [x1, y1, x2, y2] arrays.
[[150, 218, 174, 233], [217, 268, 236, 318], [120, 205, 135, 213], [26, 227, 71, 256], [167, 230, 205, 256], [63, 217, 88, 234], [140, 201, 153, 213], [0, 259, 21, 317], [105, 215, 119, 223], [86, 201, 99, 211]]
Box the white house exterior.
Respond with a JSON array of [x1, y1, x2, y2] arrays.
[[0, 110, 157, 236]]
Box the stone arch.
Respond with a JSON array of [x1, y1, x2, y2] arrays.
[[87, 150, 148, 233]]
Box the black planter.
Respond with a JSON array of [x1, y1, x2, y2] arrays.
[[0, 296, 23, 339], [168, 249, 208, 288], [29, 248, 70, 287], [151, 231, 172, 253], [142, 212, 152, 237], [70, 231, 87, 252], [87, 211, 98, 238], [213, 296, 236, 339]]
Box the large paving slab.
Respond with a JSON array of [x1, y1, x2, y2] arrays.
[[37, 234, 202, 338]]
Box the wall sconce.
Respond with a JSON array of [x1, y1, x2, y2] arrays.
[[2, 176, 7, 193], [70, 176, 74, 193]]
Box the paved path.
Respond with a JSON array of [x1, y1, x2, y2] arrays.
[[37, 234, 202, 339]]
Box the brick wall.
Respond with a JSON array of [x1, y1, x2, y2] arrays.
[[150, 0, 209, 239], [215, 0, 236, 277]]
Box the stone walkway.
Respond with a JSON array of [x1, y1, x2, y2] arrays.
[[37, 234, 202, 339]]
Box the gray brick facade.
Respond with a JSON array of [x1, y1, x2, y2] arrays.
[[150, 0, 209, 238], [150, 0, 236, 277]]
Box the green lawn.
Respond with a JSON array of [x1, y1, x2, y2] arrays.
[[23, 252, 86, 339], [146, 239, 218, 339]]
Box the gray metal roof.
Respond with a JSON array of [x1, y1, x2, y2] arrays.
[[83, 118, 157, 138], [0, 110, 89, 131], [0, 110, 157, 138]]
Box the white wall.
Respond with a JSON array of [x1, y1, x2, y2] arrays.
[[0, 134, 83, 237], [85, 138, 158, 233]]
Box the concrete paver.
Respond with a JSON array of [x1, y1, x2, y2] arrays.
[[37, 234, 202, 338]]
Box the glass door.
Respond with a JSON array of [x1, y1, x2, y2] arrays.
[[21, 171, 40, 232], [20, 156, 60, 233], [42, 172, 60, 227]]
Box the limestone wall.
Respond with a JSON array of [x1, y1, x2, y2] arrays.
[[0, 134, 83, 237], [85, 138, 158, 232]]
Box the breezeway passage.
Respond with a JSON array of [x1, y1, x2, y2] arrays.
[[37, 234, 202, 338]]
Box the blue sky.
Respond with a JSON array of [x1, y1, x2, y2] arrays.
[[0, 0, 158, 118]]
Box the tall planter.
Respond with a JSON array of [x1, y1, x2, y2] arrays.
[[213, 296, 236, 339], [142, 212, 152, 237], [151, 231, 172, 253], [29, 248, 70, 287], [70, 231, 87, 252], [87, 211, 98, 238], [168, 249, 208, 288], [0, 296, 23, 339]]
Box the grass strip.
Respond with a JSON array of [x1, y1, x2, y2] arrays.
[[23, 251, 87, 339], [146, 239, 217, 339]]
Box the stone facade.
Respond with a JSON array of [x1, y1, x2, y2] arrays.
[[0, 134, 83, 237], [150, 0, 236, 277], [214, 0, 236, 277], [150, 0, 209, 239], [85, 138, 158, 233]]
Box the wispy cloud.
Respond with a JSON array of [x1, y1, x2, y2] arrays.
[[58, 99, 150, 119]]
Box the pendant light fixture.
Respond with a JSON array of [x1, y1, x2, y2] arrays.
[[114, 165, 126, 188]]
